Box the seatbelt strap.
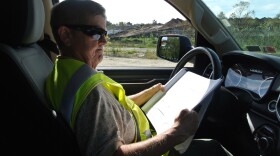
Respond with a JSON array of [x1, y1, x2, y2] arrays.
[[60, 64, 96, 124], [38, 33, 60, 59]]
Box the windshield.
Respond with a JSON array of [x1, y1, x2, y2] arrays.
[[202, 0, 280, 55]]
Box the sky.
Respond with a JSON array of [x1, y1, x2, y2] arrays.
[[93, 0, 185, 24], [61, 0, 280, 24], [93, 0, 280, 24], [203, 0, 280, 18]]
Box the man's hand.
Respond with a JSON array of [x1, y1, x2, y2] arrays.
[[166, 109, 199, 145]]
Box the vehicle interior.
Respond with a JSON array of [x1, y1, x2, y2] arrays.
[[1, 0, 279, 156]]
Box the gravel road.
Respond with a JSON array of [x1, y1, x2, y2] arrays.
[[99, 56, 178, 67]]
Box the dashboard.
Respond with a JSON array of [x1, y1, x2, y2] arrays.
[[221, 51, 280, 155], [224, 63, 276, 99], [222, 51, 280, 118]]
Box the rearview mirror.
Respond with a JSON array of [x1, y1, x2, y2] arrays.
[[156, 35, 193, 62]]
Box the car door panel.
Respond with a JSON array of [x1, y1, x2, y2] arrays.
[[98, 67, 173, 95]]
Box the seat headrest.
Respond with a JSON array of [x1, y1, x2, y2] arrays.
[[0, 0, 45, 46]]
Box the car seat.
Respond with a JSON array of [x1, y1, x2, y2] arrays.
[[0, 0, 80, 155]]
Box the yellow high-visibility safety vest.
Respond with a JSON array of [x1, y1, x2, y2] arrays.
[[45, 58, 155, 141]]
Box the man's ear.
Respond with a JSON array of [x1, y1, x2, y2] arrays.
[[58, 26, 72, 46]]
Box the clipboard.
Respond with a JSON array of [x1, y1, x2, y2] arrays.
[[142, 68, 223, 153]]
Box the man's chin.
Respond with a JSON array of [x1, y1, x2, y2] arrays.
[[98, 54, 103, 61]]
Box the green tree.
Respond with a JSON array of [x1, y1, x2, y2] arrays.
[[276, 13, 280, 19], [217, 11, 227, 19], [152, 20, 157, 24], [118, 22, 126, 30], [230, 1, 254, 18], [107, 21, 113, 27], [229, 1, 256, 48]]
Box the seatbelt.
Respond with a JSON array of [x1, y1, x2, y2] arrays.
[[60, 64, 96, 124], [38, 33, 60, 59]]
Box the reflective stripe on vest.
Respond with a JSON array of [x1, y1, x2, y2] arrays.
[[60, 64, 96, 124]]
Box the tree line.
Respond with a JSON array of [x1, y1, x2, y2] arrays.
[[217, 1, 280, 52]]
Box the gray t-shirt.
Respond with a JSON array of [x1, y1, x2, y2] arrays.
[[74, 84, 135, 156]]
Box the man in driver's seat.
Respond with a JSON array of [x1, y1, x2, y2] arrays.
[[45, 1, 233, 156]]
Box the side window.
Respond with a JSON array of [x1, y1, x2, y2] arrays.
[[96, 0, 195, 67]]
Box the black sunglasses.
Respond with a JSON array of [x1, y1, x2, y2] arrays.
[[64, 24, 107, 41]]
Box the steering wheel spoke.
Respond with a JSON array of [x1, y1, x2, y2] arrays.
[[170, 47, 222, 80]]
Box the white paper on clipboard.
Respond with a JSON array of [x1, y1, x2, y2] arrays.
[[142, 69, 222, 153]]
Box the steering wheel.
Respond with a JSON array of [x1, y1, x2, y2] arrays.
[[170, 47, 222, 80]]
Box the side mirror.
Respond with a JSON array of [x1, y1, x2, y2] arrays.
[[156, 35, 193, 62]]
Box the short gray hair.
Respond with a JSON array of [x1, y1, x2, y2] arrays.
[[50, 0, 106, 47]]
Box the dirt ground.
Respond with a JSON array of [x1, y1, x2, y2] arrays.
[[99, 56, 178, 67]]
